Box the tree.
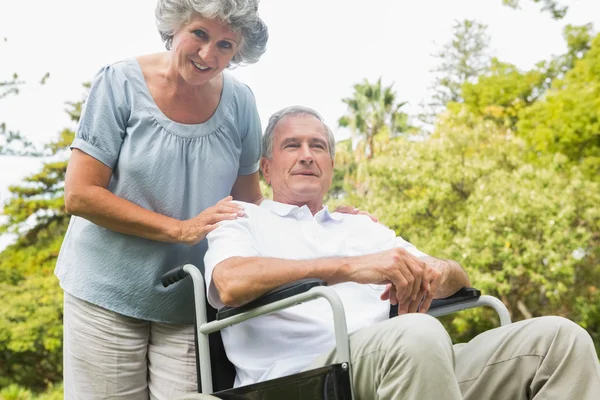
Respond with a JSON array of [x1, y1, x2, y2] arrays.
[[502, 0, 568, 19], [460, 58, 547, 129], [338, 77, 410, 159], [421, 19, 491, 126], [432, 20, 490, 106], [517, 32, 600, 178], [327, 111, 600, 353], [0, 38, 49, 157], [0, 93, 83, 392]]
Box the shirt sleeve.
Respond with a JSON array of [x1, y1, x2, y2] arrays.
[[237, 85, 262, 176], [394, 236, 429, 259], [204, 211, 261, 309], [71, 64, 130, 169]]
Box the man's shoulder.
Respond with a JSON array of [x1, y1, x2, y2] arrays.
[[334, 212, 396, 237], [230, 201, 279, 223]]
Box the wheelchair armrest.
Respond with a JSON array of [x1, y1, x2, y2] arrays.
[[430, 287, 481, 309], [216, 278, 327, 320], [389, 287, 481, 318]]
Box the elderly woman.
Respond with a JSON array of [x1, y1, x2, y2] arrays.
[[55, 0, 268, 399], [56, 0, 369, 398]]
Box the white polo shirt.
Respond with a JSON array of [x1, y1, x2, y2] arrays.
[[204, 200, 428, 387]]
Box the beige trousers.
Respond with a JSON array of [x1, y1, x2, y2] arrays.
[[309, 313, 600, 400], [63, 292, 198, 400]]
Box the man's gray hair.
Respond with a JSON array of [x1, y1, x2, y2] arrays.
[[262, 106, 336, 159], [155, 0, 268, 66]]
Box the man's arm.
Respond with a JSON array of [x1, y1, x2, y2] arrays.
[[421, 256, 470, 299], [212, 256, 347, 308], [211, 248, 428, 308]]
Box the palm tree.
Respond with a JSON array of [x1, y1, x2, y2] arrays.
[[338, 78, 409, 159]]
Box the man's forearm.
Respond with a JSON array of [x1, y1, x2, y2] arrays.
[[212, 256, 351, 307], [422, 256, 470, 298]]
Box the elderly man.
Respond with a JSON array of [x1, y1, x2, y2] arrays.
[[204, 106, 600, 399]]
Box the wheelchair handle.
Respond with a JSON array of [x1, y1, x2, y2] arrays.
[[161, 265, 189, 287]]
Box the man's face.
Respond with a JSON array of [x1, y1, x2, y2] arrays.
[[261, 114, 334, 206]]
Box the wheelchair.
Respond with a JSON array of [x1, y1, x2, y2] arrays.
[[162, 264, 512, 399]]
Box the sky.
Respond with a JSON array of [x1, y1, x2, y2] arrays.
[[1, 0, 599, 249]]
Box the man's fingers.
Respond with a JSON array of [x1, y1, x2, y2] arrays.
[[389, 285, 398, 306], [398, 300, 410, 315], [392, 273, 409, 305], [406, 258, 423, 301], [419, 293, 434, 313], [380, 284, 391, 301], [409, 291, 425, 313], [397, 262, 415, 304]]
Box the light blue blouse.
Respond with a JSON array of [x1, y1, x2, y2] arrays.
[[55, 58, 262, 323]]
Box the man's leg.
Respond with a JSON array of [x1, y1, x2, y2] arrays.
[[454, 316, 600, 400], [308, 313, 462, 400]]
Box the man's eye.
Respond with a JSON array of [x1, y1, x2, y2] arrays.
[[285, 143, 299, 148], [193, 30, 206, 38], [313, 144, 325, 150]]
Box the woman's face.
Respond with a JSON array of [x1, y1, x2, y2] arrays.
[[170, 14, 241, 86]]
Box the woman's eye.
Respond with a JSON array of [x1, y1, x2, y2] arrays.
[[193, 30, 206, 38], [218, 41, 233, 49]]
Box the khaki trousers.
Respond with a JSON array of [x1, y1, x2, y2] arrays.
[[63, 292, 198, 400], [309, 313, 600, 400]]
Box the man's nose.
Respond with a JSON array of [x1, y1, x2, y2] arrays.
[[299, 145, 314, 164]]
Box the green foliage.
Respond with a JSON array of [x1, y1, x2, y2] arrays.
[[0, 383, 63, 400], [329, 111, 600, 352], [0, 95, 80, 392], [517, 33, 600, 178], [339, 78, 411, 159], [461, 58, 547, 129], [502, 0, 568, 19]]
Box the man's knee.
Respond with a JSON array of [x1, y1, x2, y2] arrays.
[[386, 313, 452, 354], [532, 316, 594, 348]]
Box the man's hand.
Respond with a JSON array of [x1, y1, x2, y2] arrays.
[[381, 264, 444, 315], [347, 248, 428, 304]]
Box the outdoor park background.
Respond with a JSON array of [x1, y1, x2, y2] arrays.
[[1, 0, 599, 397]]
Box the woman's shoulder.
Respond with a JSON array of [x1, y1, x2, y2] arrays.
[[225, 73, 257, 104]]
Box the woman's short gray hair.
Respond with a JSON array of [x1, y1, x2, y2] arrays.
[[155, 0, 268, 66], [263, 106, 336, 159]]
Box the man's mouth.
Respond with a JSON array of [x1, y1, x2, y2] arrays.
[[294, 171, 318, 176], [191, 60, 211, 71]]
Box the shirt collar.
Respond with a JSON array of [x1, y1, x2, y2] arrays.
[[260, 199, 343, 221]]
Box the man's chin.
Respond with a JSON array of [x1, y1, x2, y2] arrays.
[[289, 187, 322, 201]]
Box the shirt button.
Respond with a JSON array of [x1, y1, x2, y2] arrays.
[[298, 212, 304, 218]]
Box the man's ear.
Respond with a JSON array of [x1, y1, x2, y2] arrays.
[[260, 157, 271, 184]]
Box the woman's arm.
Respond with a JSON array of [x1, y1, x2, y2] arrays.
[[230, 171, 264, 205], [64, 149, 242, 245]]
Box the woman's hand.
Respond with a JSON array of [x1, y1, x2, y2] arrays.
[[179, 196, 245, 245], [334, 205, 379, 222]]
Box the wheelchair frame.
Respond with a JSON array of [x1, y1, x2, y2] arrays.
[[163, 263, 512, 399]]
